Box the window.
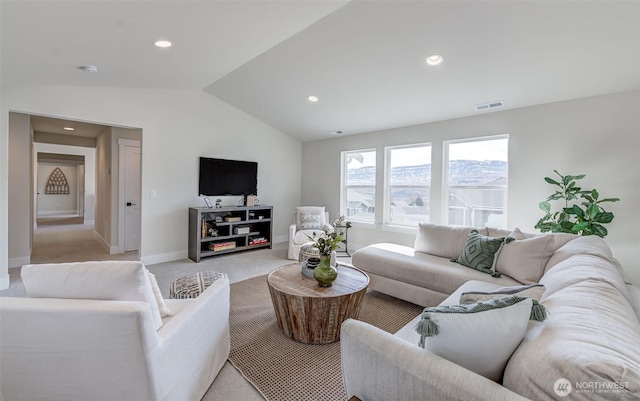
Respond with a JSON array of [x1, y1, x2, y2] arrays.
[[341, 149, 376, 223], [445, 136, 508, 228], [385, 144, 431, 227]]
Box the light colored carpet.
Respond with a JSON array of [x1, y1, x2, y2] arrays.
[[228, 275, 423, 401]]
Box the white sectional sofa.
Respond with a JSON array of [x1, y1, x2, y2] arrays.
[[342, 223, 640, 401], [0, 261, 230, 401]]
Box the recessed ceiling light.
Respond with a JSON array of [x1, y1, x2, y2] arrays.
[[425, 54, 444, 66], [63, 127, 75, 131], [154, 40, 172, 48], [307, 95, 319, 102], [77, 65, 98, 73]]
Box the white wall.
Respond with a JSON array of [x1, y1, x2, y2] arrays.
[[37, 163, 78, 215], [302, 91, 640, 285], [0, 84, 302, 288], [8, 113, 32, 268], [33, 143, 96, 224]]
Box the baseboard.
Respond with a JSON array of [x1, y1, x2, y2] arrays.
[[141, 250, 188, 266], [37, 210, 79, 217], [273, 235, 288, 244], [8, 256, 30, 268], [0, 274, 9, 290]]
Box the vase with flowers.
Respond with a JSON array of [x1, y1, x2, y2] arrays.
[[307, 227, 344, 287]]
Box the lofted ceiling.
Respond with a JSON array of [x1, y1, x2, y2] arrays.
[[2, 1, 639, 142]]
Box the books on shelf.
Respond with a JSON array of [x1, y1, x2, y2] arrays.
[[249, 237, 268, 245], [209, 242, 236, 252], [224, 216, 242, 222]]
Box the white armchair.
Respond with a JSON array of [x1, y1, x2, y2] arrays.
[[288, 206, 332, 260], [0, 261, 230, 401]]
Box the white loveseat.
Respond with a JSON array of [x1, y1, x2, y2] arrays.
[[342, 224, 640, 400], [0, 261, 230, 401]]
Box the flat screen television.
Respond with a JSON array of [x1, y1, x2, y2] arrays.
[[199, 157, 258, 196]]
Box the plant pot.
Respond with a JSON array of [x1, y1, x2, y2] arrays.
[[313, 254, 338, 287]]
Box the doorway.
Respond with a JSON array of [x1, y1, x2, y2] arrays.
[[6, 113, 143, 266]]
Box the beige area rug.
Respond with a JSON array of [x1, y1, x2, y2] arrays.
[[229, 275, 423, 401]]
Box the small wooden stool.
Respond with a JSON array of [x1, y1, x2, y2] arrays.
[[169, 271, 227, 299]]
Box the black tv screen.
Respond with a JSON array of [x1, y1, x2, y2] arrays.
[[199, 157, 258, 196]]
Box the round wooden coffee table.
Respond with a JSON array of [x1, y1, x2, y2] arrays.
[[267, 263, 369, 344]]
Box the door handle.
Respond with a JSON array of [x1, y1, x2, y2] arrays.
[[126, 202, 137, 206]]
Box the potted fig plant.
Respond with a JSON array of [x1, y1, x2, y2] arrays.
[[534, 170, 619, 237]]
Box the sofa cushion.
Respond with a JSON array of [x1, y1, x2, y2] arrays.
[[544, 234, 612, 274], [495, 229, 555, 284], [352, 243, 521, 296], [453, 230, 504, 276], [414, 296, 536, 381], [21, 261, 163, 330], [295, 206, 326, 230], [460, 283, 546, 304], [539, 238, 630, 302], [503, 279, 640, 400], [414, 223, 488, 259]]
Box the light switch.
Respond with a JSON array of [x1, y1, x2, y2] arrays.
[[150, 190, 157, 198]]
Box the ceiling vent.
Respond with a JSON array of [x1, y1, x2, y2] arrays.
[[474, 100, 504, 111], [329, 130, 344, 135]]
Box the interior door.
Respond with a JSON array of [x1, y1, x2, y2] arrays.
[[124, 145, 141, 252]]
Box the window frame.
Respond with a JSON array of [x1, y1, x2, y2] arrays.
[[340, 148, 377, 225], [383, 143, 432, 229], [443, 134, 509, 228]]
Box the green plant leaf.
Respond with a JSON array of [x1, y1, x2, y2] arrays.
[[565, 174, 586, 182], [598, 197, 620, 203], [564, 205, 584, 218], [573, 222, 589, 232], [591, 189, 599, 201], [586, 203, 599, 219], [592, 224, 608, 238], [544, 177, 561, 186], [593, 211, 614, 224], [539, 201, 551, 213]]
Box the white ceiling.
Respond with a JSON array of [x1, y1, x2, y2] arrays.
[[2, 1, 639, 142], [31, 115, 109, 138]]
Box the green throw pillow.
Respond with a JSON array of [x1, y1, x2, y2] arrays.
[[452, 229, 504, 276]]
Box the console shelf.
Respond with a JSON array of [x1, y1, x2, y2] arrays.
[[188, 205, 273, 262]]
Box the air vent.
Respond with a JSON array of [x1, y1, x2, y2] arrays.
[[474, 100, 504, 111], [329, 130, 344, 135]]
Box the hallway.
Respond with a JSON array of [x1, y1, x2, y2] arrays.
[[31, 223, 138, 264]]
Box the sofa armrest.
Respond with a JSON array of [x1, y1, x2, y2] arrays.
[[151, 278, 230, 401], [289, 223, 297, 243], [340, 319, 529, 401]]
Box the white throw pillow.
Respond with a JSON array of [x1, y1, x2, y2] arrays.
[[148, 272, 173, 317], [495, 228, 555, 284], [414, 223, 488, 259], [295, 206, 326, 230], [460, 284, 546, 304], [415, 296, 534, 381], [21, 261, 164, 330]]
